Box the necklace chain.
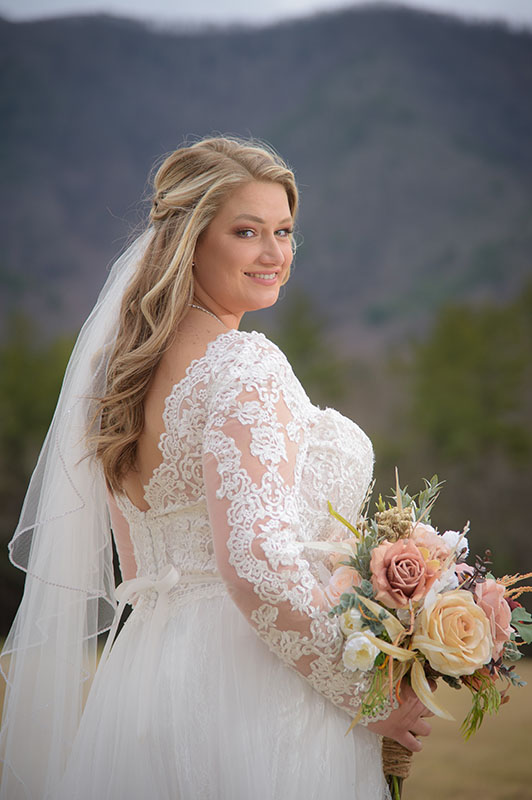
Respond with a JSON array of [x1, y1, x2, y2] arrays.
[[188, 303, 224, 325]]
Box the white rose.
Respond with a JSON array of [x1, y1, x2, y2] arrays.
[[342, 632, 380, 672], [442, 529, 469, 558], [339, 608, 364, 637]]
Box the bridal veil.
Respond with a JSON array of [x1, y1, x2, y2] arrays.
[[0, 230, 152, 800]]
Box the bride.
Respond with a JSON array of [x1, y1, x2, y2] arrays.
[[0, 136, 431, 799]]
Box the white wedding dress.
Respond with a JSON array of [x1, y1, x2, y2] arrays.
[[56, 329, 390, 800]]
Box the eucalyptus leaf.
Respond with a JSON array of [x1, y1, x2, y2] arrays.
[[503, 639, 523, 661], [511, 606, 532, 643], [358, 579, 375, 598], [507, 671, 527, 688]]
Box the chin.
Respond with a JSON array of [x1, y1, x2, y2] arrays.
[[248, 293, 280, 312]]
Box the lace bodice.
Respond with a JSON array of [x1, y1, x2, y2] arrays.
[[114, 330, 385, 721]]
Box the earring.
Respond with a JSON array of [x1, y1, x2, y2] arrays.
[[192, 261, 196, 268]]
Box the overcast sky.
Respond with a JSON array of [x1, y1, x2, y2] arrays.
[[2, 0, 532, 30]]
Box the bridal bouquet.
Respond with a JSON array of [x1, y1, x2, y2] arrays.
[[314, 473, 532, 798]]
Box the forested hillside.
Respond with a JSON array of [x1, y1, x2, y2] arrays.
[[1, 5, 531, 631], [1, 6, 531, 345]]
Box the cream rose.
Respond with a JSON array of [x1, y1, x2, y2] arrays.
[[412, 589, 493, 677], [475, 579, 513, 660], [342, 632, 380, 672], [325, 565, 361, 605], [370, 538, 440, 609]]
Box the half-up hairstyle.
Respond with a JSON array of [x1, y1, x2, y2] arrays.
[[92, 135, 298, 493]]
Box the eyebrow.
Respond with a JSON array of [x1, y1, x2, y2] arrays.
[[231, 214, 293, 225]]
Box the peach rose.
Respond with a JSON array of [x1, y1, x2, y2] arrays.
[[329, 537, 359, 570], [370, 538, 440, 609], [411, 523, 451, 565], [475, 579, 513, 660], [412, 589, 493, 677], [325, 565, 361, 605]]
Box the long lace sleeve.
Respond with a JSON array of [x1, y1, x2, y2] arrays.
[[202, 340, 385, 721]]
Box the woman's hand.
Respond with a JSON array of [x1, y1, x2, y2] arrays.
[[365, 681, 434, 752]]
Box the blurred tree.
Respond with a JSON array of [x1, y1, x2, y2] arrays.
[[268, 290, 350, 407], [411, 287, 531, 464], [0, 314, 74, 631], [376, 285, 532, 577]]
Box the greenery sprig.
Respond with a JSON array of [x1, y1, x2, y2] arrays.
[[461, 671, 501, 739]]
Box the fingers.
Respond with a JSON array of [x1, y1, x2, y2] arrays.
[[391, 715, 431, 753], [400, 684, 427, 715], [365, 680, 435, 748], [400, 682, 435, 720], [410, 717, 432, 738], [401, 702, 427, 730], [398, 731, 423, 753]]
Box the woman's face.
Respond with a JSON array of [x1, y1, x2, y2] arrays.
[[193, 180, 294, 328]]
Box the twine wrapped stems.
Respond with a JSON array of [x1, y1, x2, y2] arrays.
[[382, 737, 413, 799]]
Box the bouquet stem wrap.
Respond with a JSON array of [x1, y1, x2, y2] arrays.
[[382, 737, 413, 799]]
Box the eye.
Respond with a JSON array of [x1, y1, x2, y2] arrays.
[[235, 228, 255, 238], [276, 228, 293, 238]]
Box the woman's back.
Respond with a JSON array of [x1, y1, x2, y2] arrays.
[[115, 328, 373, 584], [120, 313, 224, 512]]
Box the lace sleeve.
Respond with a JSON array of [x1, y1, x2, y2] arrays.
[[202, 342, 390, 722]]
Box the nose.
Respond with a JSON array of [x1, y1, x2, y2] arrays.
[[258, 233, 285, 265]]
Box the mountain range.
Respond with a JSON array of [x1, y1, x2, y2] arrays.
[[1, 4, 531, 351]]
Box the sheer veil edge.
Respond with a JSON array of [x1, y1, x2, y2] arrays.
[[0, 230, 153, 800]]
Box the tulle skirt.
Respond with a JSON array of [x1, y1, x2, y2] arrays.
[[57, 592, 389, 800]]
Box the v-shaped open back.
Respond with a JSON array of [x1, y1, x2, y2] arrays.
[[118, 329, 239, 514]]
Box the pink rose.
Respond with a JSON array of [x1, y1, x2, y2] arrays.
[[325, 565, 361, 605], [455, 562, 475, 586], [370, 538, 439, 609], [411, 523, 451, 565], [474, 579, 513, 660]]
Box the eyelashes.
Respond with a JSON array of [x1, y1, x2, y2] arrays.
[[235, 228, 293, 238]]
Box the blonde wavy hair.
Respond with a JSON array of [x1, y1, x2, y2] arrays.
[[93, 135, 299, 493]]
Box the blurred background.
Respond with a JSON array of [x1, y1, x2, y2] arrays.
[[0, 1, 531, 795]]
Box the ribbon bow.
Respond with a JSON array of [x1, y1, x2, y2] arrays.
[[96, 564, 223, 737], [100, 564, 181, 667]]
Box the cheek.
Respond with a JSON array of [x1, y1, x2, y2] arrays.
[[280, 246, 294, 282], [284, 241, 294, 265], [193, 241, 239, 286]]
